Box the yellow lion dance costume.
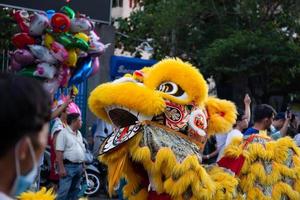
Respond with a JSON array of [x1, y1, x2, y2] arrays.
[[88, 58, 300, 200]]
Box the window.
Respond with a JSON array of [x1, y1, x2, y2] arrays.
[[112, 0, 123, 8]]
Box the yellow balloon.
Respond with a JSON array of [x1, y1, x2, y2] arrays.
[[74, 32, 89, 42], [64, 49, 77, 67], [44, 33, 54, 49]]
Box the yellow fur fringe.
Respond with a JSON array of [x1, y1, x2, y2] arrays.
[[205, 96, 237, 135], [101, 131, 238, 200], [88, 81, 165, 122], [18, 187, 56, 200], [223, 136, 300, 199]]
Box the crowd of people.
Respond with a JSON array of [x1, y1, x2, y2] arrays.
[[0, 73, 300, 200], [202, 94, 300, 165]]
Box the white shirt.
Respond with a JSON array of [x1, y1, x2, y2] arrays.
[[225, 129, 243, 146], [216, 134, 227, 149], [216, 129, 243, 161], [0, 192, 13, 200], [56, 126, 85, 163], [216, 133, 228, 161]]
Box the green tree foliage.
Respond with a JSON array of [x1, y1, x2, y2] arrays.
[[0, 7, 18, 50], [116, 0, 300, 105]]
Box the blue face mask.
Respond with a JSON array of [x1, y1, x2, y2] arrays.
[[10, 138, 39, 197]]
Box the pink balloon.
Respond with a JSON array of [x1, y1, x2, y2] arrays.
[[88, 30, 108, 57], [50, 42, 69, 62], [70, 17, 93, 33], [88, 40, 106, 57], [10, 49, 35, 71], [13, 49, 35, 64], [59, 65, 71, 87], [90, 57, 100, 76], [33, 63, 57, 79], [89, 30, 100, 41], [10, 59, 22, 71]]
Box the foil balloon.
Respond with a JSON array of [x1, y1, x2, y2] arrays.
[[88, 40, 107, 57], [12, 10, 29, 33], [60, 6, 75, 19], [90, 57, 100, 76], [50, 42, 68, 62], [54, 32, 89, 51], [44, 67, 65, 95], [43, 78, 60, 95], [46, 10, 55, 20], [9, 49, 35, 71], [33, 62, 57, 79], [44, 33, 55, 48], [17, 67, 35, 77], [74, 32, 89, 42], [10, 59, 22, 71], [89, 30, 100, 41], [55, 32, 72, 47], [13, 49, 35, 64], [28, 45, 58, 64], [88, 30, 107, 56], [64, 49, 77, 67], [70, 17, 93, 33], [51, 13, 71, 33], [12, 33, 35, 49], [73, 38, 89, 51], [29, 12, 49, 36], [76, 50, 88, 58], [68, 57, 93, 85], [59, 65, 71, 87]]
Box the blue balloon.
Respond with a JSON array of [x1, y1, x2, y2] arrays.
[[46, 10, 56, 20], [68, 57, 93, 86]]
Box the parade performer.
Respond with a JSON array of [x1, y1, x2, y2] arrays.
[[219, 128, 300, 199], [88, 58, 239, 200]]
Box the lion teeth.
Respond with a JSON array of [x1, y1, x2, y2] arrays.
[[137, 113, 152, 122]]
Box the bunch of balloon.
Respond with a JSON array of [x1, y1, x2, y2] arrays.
[[9, 6, 107, 94]]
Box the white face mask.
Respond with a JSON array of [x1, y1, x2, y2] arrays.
[[10, 138, 39, 197]]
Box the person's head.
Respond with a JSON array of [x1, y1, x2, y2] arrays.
[[0, 74, 51, 195], [234, 109, 248, 130], [272, 112, 286, 129], [253, 104, 276, 130], [67, 113, 82, 130]]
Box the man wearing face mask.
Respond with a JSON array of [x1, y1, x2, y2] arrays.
[[0, 74, 51, 200]]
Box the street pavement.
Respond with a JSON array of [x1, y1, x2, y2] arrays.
[[89, 194, 117, 200]]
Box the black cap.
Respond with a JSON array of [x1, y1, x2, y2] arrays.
[[274, 112, 285, 120]]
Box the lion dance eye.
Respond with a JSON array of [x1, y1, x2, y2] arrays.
[[157, 82, 186, 98]]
